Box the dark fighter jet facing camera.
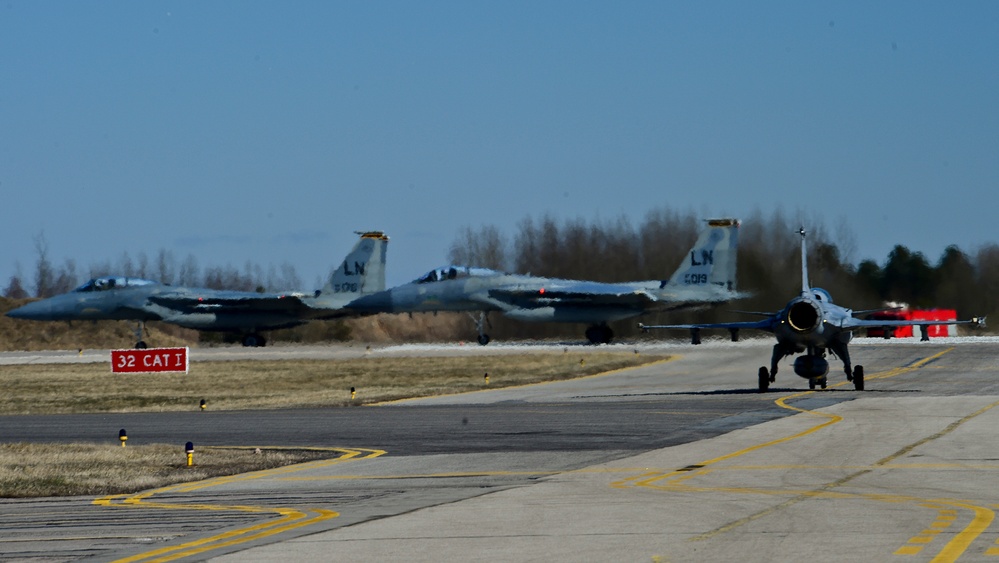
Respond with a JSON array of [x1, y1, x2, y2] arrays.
[[640, 227, 985, 391], [6, 232, 389, 348]]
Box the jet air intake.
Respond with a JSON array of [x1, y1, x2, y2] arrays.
[[786, 298, 822, 333]]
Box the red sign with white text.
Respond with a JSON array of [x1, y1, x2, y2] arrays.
[[111, 347, 189, 373]]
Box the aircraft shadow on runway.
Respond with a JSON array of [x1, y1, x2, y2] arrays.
[[609, 387, 923, 397]]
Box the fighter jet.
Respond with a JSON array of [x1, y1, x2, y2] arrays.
[[6, 232, 389, 348], [346, 219, 743, 345], [639, 227, 984, 391]]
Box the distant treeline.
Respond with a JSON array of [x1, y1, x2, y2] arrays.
[[3, 233, 305, 299], [5, 208, 995, 342]]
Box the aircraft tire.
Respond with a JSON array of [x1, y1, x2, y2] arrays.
[[820, 376, 827, 390], [477, 334, 490, 346], [601, 326, 614, 344], [135, 341, 148, 349], [585, 325, 613, 345], [808, 378, 816, 390], [758, 367, 769, 393], [242, 334, 266, 347], [854, 365, 865, 391]]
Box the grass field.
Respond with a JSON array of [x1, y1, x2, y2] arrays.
[[0, 352, 667, 414], [1, 351, 668, 496], [0, 443, 344, 497]]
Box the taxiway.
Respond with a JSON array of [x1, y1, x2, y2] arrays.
[[2, 339, 998, 562]]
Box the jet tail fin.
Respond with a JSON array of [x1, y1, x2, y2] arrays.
[[318, 231, 389, 305], [664, 218, 739, 291]]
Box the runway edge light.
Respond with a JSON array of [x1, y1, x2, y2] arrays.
[[185, 441, 194, 467], [119, 429, 127, 447]]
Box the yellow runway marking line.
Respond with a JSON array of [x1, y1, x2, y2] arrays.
[[280, 464, 669, 482], [95, 447, 385, 563], [869, 348, 954, 381], [649, 410, 736, 416], [370, 357, 677, 406], [613, 388, 843, 490], [279, 470, 563, 481], [612, 349, 999, 561]]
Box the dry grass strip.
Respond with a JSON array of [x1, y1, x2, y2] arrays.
[[0, 352, 667, 414], [0, 443, 339, 497]]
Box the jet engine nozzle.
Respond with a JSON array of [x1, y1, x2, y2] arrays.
[[786, 298, 822, 333]]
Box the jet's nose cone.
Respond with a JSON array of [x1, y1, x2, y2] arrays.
[[6, 300, 53, 320]]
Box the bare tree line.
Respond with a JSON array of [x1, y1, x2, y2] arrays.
[[4, 233, 303, 299]]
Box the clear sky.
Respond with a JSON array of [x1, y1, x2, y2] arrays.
[[3, 2, 997, 289]]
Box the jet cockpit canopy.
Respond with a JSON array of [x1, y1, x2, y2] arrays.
[[811, 288, 833, 303], [415, 266, 501, 284], [74, 277, 159, 292]]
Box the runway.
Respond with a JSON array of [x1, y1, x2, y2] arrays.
[[2, 339, 999, 562]]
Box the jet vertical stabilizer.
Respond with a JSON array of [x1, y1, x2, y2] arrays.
[[318, 231, 389, 307], [664, 218, 739, 291], [798, 227, 811, 295]]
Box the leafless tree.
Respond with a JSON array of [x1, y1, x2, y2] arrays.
[[32, 232, 55, 298]]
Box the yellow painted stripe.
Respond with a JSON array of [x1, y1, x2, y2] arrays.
[[619, 389, 843, 489], [133, 509, 339, 563], [929, 500, 994, 563], [97, 447, 385, 563], [611, 349, 999, 562], [869, 348, 954, 381], [279, 470, 562, 481]]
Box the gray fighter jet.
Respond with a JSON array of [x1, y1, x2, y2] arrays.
[[6, 232, 389, 348], [347, 219, 743, 345], [639, 227, 985, 391]]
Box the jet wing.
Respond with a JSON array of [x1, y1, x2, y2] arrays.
[[639, 317, 777, 332], [838, 316, 986, 330], [147, 293, 314, 314], [487, 287, 658, 309]]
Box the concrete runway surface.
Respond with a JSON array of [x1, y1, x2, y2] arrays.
[[2, 338, 999, 562]]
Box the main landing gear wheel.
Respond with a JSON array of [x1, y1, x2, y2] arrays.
[[133, 322, 148, 349], [242, 334, 266, 347], [853, 365, 865, 391], [758, 367, 770, 393], [809, 376, 828, 390], [470, 312, 491, 346], [585, 325, 613, 345]]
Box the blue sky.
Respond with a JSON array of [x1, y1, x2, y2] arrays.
[[3, 2, 997, 289]]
